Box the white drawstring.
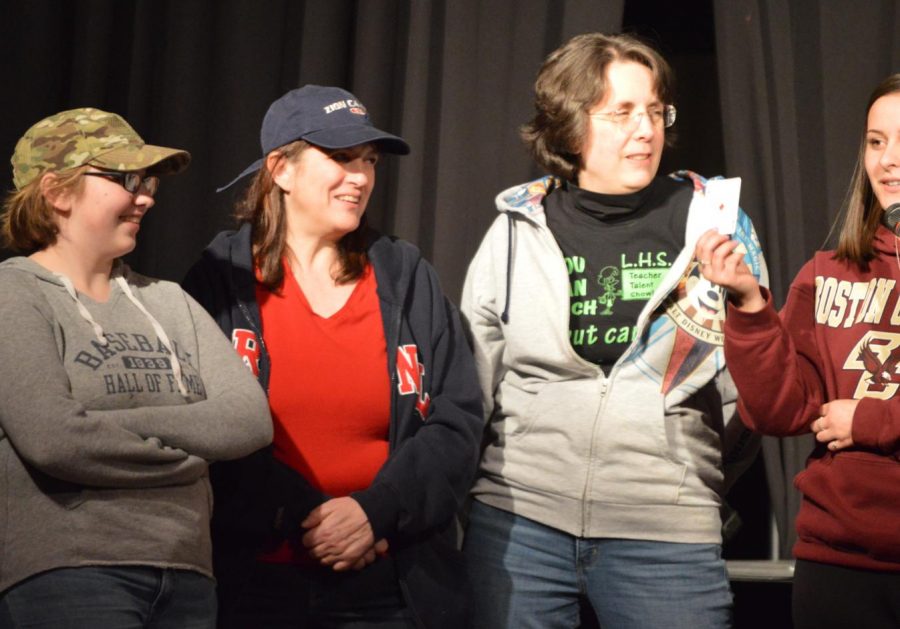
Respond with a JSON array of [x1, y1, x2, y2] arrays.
[[54, 268, 190, 399], [115, 275, 189, 398], [55, 273, 108, 345]]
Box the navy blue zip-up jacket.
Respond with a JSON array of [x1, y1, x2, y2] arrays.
[[182, 224, 482, 628]]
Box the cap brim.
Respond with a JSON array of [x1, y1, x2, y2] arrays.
[[216, 157, 264, 193], [304, 125, 410, 155], [91, 143, 191, 176]]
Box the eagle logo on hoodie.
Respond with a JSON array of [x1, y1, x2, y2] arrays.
[[859, 340, 900, 386]]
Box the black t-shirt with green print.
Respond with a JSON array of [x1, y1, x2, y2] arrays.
[[545, 177, 692, 374]]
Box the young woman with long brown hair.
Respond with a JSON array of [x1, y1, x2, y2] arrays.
[[696, 73, 900, 629]]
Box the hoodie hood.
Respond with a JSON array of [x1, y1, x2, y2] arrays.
[[494, 176, 559, 219], [0, 255, 70, 286], [0, 256, 189, 397], [873, 223, 897, 256], [367, 232, 421, 307]]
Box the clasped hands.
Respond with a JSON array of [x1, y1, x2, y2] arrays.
[[300, 496, 388, 571]]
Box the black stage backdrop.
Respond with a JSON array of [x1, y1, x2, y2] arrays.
[[2, 0, 899, 560]]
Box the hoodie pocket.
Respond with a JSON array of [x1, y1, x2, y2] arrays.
[[504, 380, 594, 443], [795, 452, 900, 562], [493, 380, 547, 441], [509, 383, 546, 440], [588, 394, 688, 505], [488, 380, 599, 497]]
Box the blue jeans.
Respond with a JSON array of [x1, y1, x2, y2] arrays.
[[0, 566, 216, 629], [463, 501, 733, 629]]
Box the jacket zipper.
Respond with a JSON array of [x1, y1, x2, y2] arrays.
[[520, 203, 694, 536], [528, 220, 611, 535], [581, 379, 609, 536], [387, 301, 402, 453], [384, 297, 426, 627]]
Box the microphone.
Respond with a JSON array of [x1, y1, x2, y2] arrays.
[[882, 203, 900, 236]]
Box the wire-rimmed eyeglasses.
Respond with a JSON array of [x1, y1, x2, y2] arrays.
[[588, 105, 677, 133]]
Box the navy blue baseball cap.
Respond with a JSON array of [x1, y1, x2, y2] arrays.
[[218, 85, 410, 191]]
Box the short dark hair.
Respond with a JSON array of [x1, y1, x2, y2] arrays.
[[833, 73, 900, 267], [521, 32, 675, 182]]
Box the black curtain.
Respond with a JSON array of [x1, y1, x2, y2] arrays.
[[0, 0, 630, 301], [714, 0, 900, 556]]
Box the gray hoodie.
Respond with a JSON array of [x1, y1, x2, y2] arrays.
[[461, 173, 767, 544], [0, 257, 272, 593]]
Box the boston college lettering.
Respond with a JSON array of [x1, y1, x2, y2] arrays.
[[814, 276, 898, 328]]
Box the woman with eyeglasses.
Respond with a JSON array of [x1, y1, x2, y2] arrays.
[[695, 74, 900, 629], [0, 108, 272, 628], [461, 32, 767, 628]]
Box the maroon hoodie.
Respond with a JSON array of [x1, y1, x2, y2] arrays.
[[725, 224, 900, 572]]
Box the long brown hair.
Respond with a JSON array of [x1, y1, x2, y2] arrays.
[[520, 32, 675, 182], [833, 73, 900, 267], [234, 140, 370, 291]]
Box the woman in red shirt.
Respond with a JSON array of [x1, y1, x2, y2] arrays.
[[184, 85, 482, 629]]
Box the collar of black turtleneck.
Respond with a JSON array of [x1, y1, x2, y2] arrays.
[[566, 179, 655, 221]]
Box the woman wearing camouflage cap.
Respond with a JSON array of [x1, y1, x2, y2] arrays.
[[0, 108, 273, 628]]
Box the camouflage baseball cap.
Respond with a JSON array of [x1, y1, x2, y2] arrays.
[[11, 107, 191, 190]]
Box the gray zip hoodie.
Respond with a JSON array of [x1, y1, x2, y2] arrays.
[[461, 173, 767, 543], [0, 257, 272, 593]]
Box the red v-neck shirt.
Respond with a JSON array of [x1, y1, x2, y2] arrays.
[[256, 262, 391, 498]]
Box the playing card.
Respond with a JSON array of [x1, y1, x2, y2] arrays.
[[705, 177, 741, 235]]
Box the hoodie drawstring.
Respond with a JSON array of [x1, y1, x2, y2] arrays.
[[55, 273, 108, 346], [55, 269, 190, 399], [501, 212, 513, 324], [115, 275, 189, 398]]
